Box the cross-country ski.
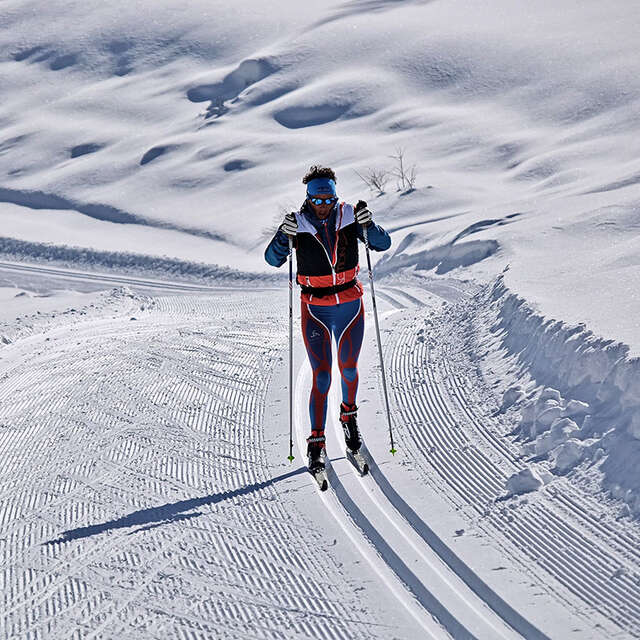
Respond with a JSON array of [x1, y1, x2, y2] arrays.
[[347, 449, 369, 476], [311, 468, 329, 492]]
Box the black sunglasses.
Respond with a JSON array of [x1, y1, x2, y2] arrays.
[[308, 196, 337, 206]]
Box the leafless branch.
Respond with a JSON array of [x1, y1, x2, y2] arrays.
[[389, 147, 417, 192], [354, 168, 390, 195]]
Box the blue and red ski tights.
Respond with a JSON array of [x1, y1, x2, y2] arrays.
[[301, 298, 364, 445]]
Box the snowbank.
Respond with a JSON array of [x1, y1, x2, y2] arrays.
[[0, 285, 145, 348], [481, 275, 640, 516]]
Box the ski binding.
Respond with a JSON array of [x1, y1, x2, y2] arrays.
[[310, 467, 328, 491], [347, 449, 369, 476]]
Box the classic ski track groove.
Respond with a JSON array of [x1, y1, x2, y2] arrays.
[[386, 302, 640, 637], [296, 352, 544, 639], [1, 291, 379, 639], [327, 386, 551, 635], [293, 364, 449, 640]]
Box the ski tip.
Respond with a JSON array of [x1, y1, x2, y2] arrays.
[[320, 479, 328, 491]]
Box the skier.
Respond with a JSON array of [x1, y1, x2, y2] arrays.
[[264, 166, 391, 476]]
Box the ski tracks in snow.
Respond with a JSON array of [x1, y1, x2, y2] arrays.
[[384, 285, 640, 638], [294, 361, 537, 640], [0, 289, 380, 639], [2, 271, 639, 639], [291, 280, 564, 640]]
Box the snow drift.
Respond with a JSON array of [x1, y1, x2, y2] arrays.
[[478, 275, 640, 517]]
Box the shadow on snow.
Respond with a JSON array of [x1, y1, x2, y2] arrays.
[[44, 466, 308, 545]]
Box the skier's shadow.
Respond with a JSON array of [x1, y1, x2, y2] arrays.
[[44, 466, 307, 545]]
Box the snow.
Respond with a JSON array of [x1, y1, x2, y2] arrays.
[[2, 0, 640, 637], [505, 469, 544, 497], [472, 276, 640, 517], [2, 0, 640, 348]]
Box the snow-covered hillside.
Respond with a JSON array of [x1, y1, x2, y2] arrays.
[[3, 1, 640, 325], [2, 0, 640, 637]]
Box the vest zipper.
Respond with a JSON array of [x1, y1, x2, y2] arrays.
[[319, 225, 339, 304], [313, 226, 337, 286]]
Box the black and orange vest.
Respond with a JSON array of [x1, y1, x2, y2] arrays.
[[294, 202, 363, 306]]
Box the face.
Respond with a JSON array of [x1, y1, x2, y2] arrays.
[[308, 194, 337, 219]]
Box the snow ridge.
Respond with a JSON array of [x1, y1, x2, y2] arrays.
[[0, 237, 283, 286], [485, 275, 640, 516], [383, 283, 640, 636]]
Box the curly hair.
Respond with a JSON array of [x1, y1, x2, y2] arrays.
[[302, 165, 336, 184]]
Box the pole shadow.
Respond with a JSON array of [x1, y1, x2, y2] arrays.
[[44, 466, 307, 545]]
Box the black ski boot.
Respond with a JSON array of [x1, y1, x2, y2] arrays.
[[340, 403, 362, 453], [307, 433, 328, 490], [306, 434, 326, 473], [340, 403, 369, 475]]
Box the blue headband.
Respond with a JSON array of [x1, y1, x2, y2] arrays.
[[306, 178, 336, 196]]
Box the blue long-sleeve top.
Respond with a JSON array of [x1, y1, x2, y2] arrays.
[[264, 202, 391, 268]]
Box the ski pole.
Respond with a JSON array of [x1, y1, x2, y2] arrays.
[[287, 235, 295, 462], [363, 225, 397, 455]]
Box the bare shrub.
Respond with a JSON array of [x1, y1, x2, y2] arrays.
[[355, 148, 417, 195], [390, 147, 417, 192], [354, 167, 390, 195]]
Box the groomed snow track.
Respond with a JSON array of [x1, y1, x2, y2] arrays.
[[294, 361, 549, 640], [1, 265, 639, 639], [384, 287, 640, 639], [0, 284, 377, 639]]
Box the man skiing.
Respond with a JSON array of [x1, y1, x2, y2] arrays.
[[264, 165, 391, 476]]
